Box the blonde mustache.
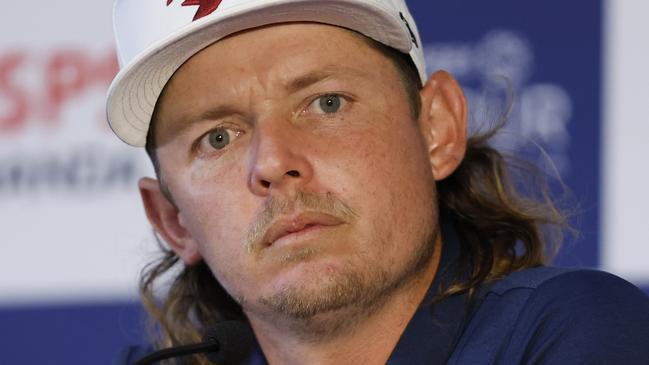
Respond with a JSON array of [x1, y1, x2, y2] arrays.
[[244, 191, 358, 253]]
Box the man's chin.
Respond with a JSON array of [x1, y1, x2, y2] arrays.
[[257, 263, 387, 319], [242, 265, 392, 340]]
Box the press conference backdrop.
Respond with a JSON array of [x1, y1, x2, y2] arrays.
[[0, 1, 647, 364]]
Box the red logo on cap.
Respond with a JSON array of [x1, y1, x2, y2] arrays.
[[167, 0, 223, 21]]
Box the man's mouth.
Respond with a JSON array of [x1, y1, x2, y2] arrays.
[[261, 211, 345, 248]]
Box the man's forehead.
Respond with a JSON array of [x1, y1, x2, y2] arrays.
[[166, 23, 386, 92]]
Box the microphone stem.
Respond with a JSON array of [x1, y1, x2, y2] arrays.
[[134, 340, 220, 365]]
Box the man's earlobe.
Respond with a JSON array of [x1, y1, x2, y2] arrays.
[[418, 70, 468, 181], [138, 177, 202, 265]]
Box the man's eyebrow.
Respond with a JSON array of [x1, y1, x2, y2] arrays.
[[175, 105, 242, 136], [195, 105, 241, 123], [285, 66, 367, 94]]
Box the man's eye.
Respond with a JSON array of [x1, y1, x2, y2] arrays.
[[200, 127, 241, 151], [308, 94, 345, 114]]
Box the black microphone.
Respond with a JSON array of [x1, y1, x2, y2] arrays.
[[134, 321, 255, 365]]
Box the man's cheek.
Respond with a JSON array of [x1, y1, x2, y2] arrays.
[[205, 250, 256, 303]]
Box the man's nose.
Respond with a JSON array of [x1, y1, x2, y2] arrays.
[[247, 121, 314, 196]]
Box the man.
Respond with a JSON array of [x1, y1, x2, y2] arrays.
[[107, 0, 649, 364]]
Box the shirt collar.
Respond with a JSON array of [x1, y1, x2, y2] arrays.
[[386, 219, 470, 365]]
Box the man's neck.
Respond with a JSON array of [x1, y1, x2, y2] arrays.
[[247, 241, 442, 365]]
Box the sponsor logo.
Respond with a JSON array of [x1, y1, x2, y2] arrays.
[[167, 0, 223, 21], [425, 30, 573, 175]]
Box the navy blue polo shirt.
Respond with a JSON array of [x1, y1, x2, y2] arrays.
[[117, 225, 649, 364]]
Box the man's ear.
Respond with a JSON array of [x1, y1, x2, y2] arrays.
[[418, 70, 468, 181], [138, 177, 202, 265]]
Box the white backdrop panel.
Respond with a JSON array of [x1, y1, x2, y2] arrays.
[[602, 0, 649, 283], [0, 0, 155, 306]]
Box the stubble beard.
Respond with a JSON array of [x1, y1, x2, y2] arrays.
[[255, 220, 439, 341]]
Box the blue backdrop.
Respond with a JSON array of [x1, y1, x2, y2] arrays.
[[409, 0, 602, 269]]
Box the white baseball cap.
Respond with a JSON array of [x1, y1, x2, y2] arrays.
[[106, 0, 427, 146]]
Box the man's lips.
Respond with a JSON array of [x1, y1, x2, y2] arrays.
[[261, 211, 344, 248]]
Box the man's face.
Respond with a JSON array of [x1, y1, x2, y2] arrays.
[[151, 23, 441, 322]]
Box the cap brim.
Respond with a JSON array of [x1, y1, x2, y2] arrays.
[[106, 0, 413, 146]]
